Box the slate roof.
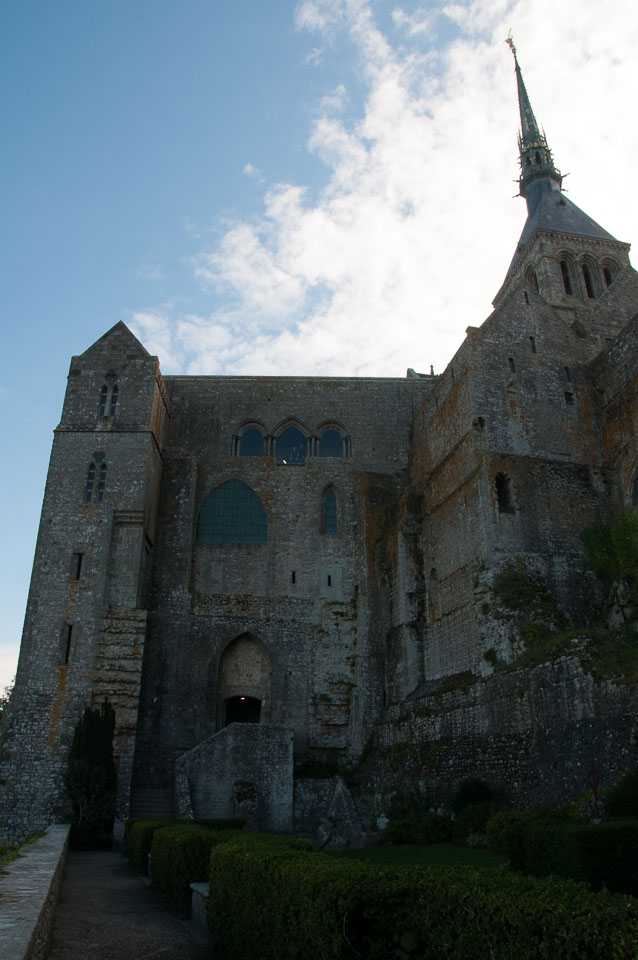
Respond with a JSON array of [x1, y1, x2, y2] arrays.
[[507, 177, 617, 274]]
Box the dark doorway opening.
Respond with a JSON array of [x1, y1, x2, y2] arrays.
[[224, 696, 261, 726]]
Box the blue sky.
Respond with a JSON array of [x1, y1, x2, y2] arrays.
[[2, 0, 638, 691]]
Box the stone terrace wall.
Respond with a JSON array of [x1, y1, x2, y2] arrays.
[[365, 655, 638, 810]]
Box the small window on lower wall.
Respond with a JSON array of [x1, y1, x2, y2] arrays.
[[495, 473, 515, 514], [62, 624, 74, 664]]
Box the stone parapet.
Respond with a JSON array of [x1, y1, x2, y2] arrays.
[[1, 824, 70, 960]]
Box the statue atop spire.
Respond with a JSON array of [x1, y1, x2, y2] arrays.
[[506, 34, 562, 198]]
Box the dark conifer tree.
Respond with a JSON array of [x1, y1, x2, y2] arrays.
[[64, 700, 116, 849]]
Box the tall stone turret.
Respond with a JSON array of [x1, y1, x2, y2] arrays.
[[0, 323, 168, 841]]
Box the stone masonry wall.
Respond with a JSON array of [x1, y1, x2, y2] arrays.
[[366, 655, 638, 810]]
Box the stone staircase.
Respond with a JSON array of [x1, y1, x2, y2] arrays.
[[129, 788, 175, 819]]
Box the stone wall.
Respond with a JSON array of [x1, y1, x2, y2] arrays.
[[365, 654, 638, 810], [2, 824, 70, 960], [175, 723, 294, 831]]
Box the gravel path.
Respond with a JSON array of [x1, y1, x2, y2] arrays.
[[47, 850, 211, 960]]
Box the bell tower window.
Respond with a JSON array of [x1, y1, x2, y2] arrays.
[[99, 375, 119, 417]]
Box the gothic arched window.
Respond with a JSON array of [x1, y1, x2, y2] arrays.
[[196, 480, 267, 543], [275, 426, 306, 464], [319, 429, 343, 457], [239, 428, 264, 456], [85, 454, 107, 504], [323, 488, 337, 535]]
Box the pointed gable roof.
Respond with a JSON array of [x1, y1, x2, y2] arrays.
[[78, 321, 152, 360]]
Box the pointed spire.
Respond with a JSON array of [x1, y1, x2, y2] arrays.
[[506, 35, 562, 198]]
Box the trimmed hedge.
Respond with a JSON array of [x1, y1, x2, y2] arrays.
[[607, 766, 638, 818], [206, 837, 638, 959], [150, 824, 245, 913], [125, 819, 173, 874], [507, 818, 638, 895], [382, 812, 453, 845], [453, 801, 499, 845], [123, 817, 244, 876]]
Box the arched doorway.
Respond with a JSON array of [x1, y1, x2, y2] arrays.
[[224, 695, 261, 725], [216, 633, 271, 730]]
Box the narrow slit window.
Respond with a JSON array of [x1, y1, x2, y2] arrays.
[[564, 391, 575, 406], [508, 358, 516, 373], [63, 624, 73, 664], [291, 571, 296, 584], [564, 367, 571, 382], [96, 463, 107, 503], [529, 336, 537, 354], [70, 553, 83, 580], [327, 575, 332, 586], [85, 463, 96, 503]]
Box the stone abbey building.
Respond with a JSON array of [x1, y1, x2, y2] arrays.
[[2, 48, 637, 843]]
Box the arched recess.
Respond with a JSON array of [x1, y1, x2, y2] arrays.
[[274, 420, 309, 464], [601, 258, 619, 288], [322, 486, 337, 535], [217, 633, 271, 729], [196, 480, 267, 543], [525, 266, 539, 294]]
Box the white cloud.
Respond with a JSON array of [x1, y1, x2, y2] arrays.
[[136, 0, 638, 378], [243, 162, 265, 182], [136, 259, 165, 282], [130, 306, 185, 373]]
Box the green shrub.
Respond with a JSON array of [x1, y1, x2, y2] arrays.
[[485, 805, 565, 854], [124, 818, 174, 874], [151, 823, 246, 914], [607, 766, 638, 818], [381, 812, 453, 845], [454, 801, 499, 845], [452, 778, 493, 814], [192, 817, 245, 829], [206, 837, 638, 959], [507, 818, 638, 895], [123, 816, 245, 875]]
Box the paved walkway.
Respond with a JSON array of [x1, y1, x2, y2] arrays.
[[47, 850, 211, 960]]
